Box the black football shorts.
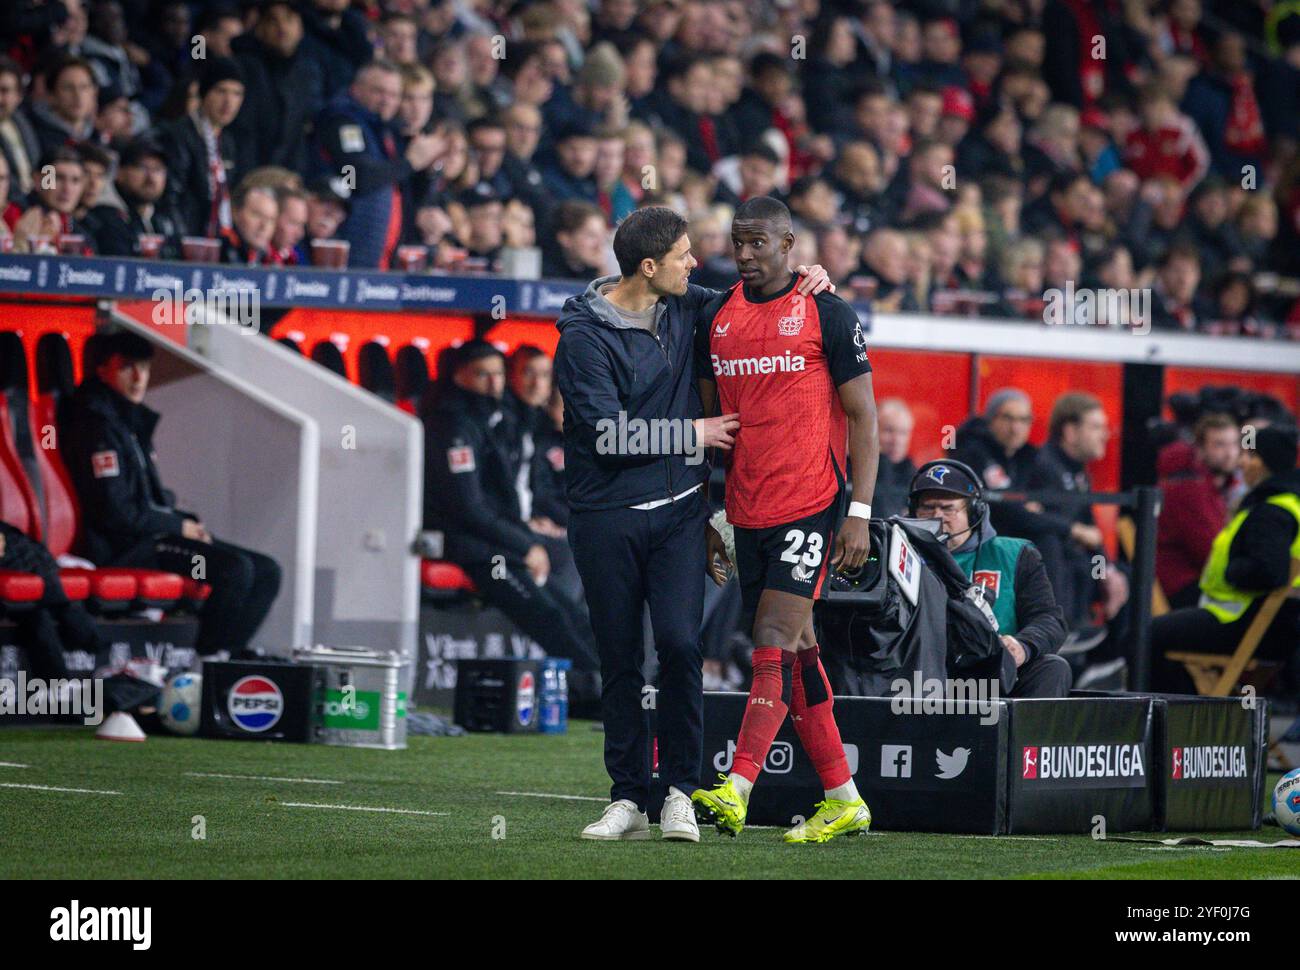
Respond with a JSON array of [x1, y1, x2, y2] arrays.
[[733, 494, 842, 626]]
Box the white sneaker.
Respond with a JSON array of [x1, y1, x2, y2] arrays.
[[660, 788, 700, 842], [581, 799, 651, 840]]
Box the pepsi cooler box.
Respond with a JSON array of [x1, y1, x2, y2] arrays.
[[201, 660, 320, 742], [454, 659, 540, 733]]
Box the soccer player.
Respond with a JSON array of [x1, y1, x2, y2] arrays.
[[555, 205, 833, 843], [692, 196, 879, 844]]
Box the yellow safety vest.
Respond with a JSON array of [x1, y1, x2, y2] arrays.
[[1198, 491, 1300, 623]]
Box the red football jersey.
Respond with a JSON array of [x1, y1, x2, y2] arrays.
[[699, 277, 871, 528]]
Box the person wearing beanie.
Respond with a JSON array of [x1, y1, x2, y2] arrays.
[[153, 56, 246, 237], [1152, 422, 1300, 692], [908, 459, 1070, 698], [61, 330, 282, 660]]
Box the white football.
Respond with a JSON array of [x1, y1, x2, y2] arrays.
[[1273, 768, 1300, 836], [159, 672, 203, 736]]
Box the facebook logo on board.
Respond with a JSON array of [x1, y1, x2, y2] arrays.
[[880, 744, 913, 778]]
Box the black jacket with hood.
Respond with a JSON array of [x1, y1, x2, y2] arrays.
[[553, 276, 717, 512], [422, 384, 539, 566], [60, 376, 189, 564], [952, 415, 1073, 541]]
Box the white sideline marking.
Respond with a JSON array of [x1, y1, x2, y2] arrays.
[[949, 835, 1057, 842], [0, 782, 121, 795], [185, 771, 343, 785], [496, 790, 606, 802], [0, 762, 29, 768], [280, 802, 447, 816]]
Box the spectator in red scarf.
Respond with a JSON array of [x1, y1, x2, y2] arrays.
[[1183, 32, 1268, 180]]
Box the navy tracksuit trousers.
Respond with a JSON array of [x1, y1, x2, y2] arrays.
[[569, 489, 708, 811]]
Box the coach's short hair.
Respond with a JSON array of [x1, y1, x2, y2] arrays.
[[612, 205, 688, 278], [733, 195, 792, 231]]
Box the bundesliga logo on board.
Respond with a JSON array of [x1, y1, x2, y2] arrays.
[[1170, 745, 1247, 780], [1022, 744, 1145, 780]]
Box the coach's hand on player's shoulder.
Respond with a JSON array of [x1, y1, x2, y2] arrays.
[[693, 413, 740, 451], [524, 543, 551, 585], [793, 264, 836, 295], [705, 524, 731, 586], [831, 516, 871, 572]]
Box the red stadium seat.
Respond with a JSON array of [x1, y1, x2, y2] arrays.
[[58, 571, 90, 600], [181, 577, 211, 612], [421, 559, 478, 595], [58, 567, 136, 611], [0, 569, 43, 608]]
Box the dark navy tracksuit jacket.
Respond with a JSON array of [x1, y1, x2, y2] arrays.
[[554, 276, 718, 808]]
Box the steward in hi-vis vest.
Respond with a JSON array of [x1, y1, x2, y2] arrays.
[[1152, 424, 1300, 693]]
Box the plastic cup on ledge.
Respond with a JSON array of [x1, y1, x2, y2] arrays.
[[57, 233, 85, 255], [137, 233, 165, 259], [181, 236, 221, 263], [395, 244, 429, 273], [310, 238, 350, 268]]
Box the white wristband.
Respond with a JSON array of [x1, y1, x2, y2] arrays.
[[847, 501, 872, 520]]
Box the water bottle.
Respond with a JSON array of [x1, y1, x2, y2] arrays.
[[539, 658, 571, 734]]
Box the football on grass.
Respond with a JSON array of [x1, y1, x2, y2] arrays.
[[1273, 768, 1300, 836], [160, 673, 203, 736]]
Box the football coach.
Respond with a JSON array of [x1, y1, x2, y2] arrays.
[[555, 206, 829, 843]]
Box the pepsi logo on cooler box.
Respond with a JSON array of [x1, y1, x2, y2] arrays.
[[228, 675, 284, 732], [517, 671, 535, 727]]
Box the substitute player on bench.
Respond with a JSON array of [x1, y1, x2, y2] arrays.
[[692, 196, 879, 844]]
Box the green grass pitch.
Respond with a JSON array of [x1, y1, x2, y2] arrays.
[[0, 724, 1294, 879]]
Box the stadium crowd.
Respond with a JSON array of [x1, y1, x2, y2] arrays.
[[1, 0, 1298, 700], [6, 0, 1300, 333]]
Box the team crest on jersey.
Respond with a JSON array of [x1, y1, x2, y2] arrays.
[[91, 450, 120, 478], [777, 315, 803, 336], [984, 463, 1011, 489], [972, 570, 1001, 597], [447, 445, 475, 473]]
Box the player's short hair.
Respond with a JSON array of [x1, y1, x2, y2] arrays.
[[93, 329, 154, 366], [1048, 391, 1103, 442], [612, 205, 688, 278], [509, 343, 549, 375], [1193, 412, 1237, 444], [732, 195, 792, 233]]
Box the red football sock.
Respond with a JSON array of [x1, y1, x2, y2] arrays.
[[790, 646, 851, 790], [731, 647, 794, 784]]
